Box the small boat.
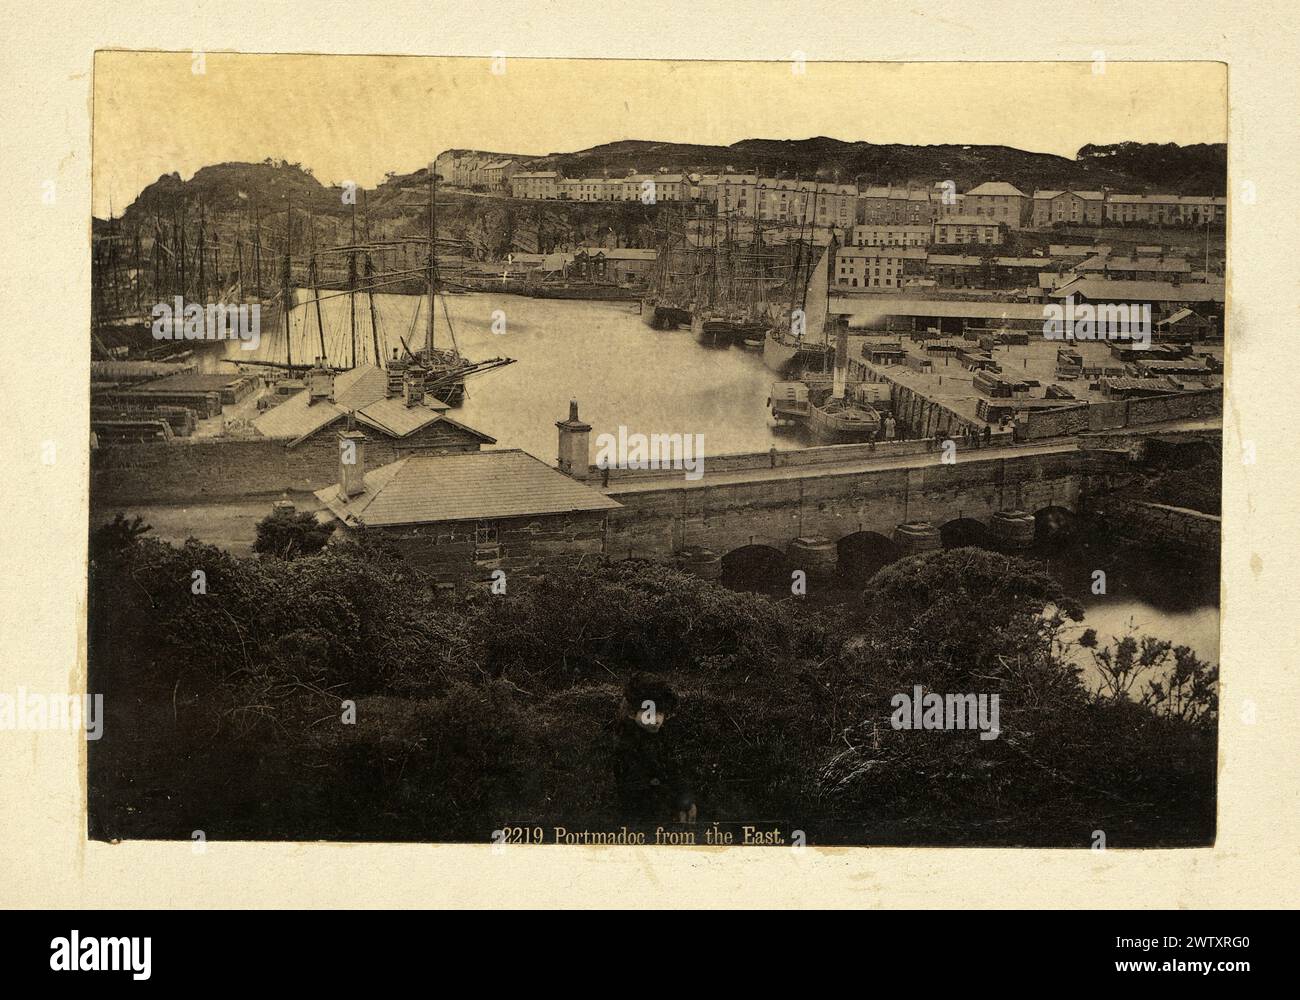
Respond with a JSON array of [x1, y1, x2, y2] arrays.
[[769, 380, 810, 424], [642, 298, 692, 329], [692, 313, 731, 348], [807, 396, 880, 443]]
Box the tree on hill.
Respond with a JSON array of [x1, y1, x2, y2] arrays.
[[253, 508, 335, 560]]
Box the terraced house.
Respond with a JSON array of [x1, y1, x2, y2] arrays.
[[1104, 194, 1226, 225], [509, 171, 561, 199], [860, 185, 933, 225], [1031, 190, 1106, 227], [962, 181, 1030, 229], [835, 246, 927, 289]]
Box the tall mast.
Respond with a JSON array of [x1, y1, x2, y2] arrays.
[[176, 204, 186, 301], [234, 222, 244, 301], [196, 200, 207, 303], [309, 211, 327, 362], [212, 227, 222, 298], [426, 167, 436, 353], [348, 199, 358, 368], [282, 196, 293, 369], [252, 201, 263, 301], [364, 189, 381, 365], [131, 226, 142, 317], [152, 214, 162, 304]]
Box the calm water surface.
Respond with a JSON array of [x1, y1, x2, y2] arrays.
[[209, 291, 1219, 672]]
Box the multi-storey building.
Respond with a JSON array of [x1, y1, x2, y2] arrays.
[[1031, 190, 1106, 227], [1104, 194, 1226, 225], [483, 160, 519, 192], [835, 247, 926, 289], [860, 186, 933, 225], [694, 174, 720, 203], [716, 173, 758, 217], [714, 174, 855, 229], [962, 181, 1029, 229], [510, 171, 561, 200], [851, 224, 931, 248], [931, 217, 1004, 246], [559, 177, 617, 202], [925, 253, 985, 288], [929, 181, 964, 219], [647, 174, 687, 202]]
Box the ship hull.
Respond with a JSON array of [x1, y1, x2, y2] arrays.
[[694, 315, 765, 348], [807, 401, 880, 444], [530, 284, 639, 301], [642, 301, 692, 330], [763, 329, 835, 373]]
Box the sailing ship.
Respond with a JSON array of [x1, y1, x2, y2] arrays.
[[763, 239, 836, 373], [763, 184, 837, 373], [690, 212, 772, 348], [641, 202, 694, 329], [91, 198, 283, 361], [225, 173, 514, 406]]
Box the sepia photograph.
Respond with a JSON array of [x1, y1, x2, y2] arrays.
[[7, 0, 1300, 966], [81, 52, 1228, 851]]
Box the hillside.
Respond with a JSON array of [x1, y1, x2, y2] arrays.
[[535, 137, 1226, 195], [102, 139, 1226, 257]]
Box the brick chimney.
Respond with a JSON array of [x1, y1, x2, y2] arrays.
[[555, 399, 592, 480], [386, 348, 407, 398], [403, 365, 427, 408], [338, 429, 366, 499], [306, 357, 334, 405]]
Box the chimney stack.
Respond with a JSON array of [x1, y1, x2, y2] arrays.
[[555, 399, 592, 480], [338, 429, 367, 499], [386, 348, 407, 398], [307, 357, 334, 405], [403, 365, 427, 408]]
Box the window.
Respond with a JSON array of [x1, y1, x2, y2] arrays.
[[475, 521, 498, 545]]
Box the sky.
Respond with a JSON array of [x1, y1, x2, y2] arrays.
[[92, 53, 1227, 218]]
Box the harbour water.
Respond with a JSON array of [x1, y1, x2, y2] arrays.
[[212, 290, 806, 459], [212, 291, 1219, 672]]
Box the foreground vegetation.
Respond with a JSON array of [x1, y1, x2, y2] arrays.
[[88, 518, 1217, 846]]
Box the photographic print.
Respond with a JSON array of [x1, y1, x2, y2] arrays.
[[86, 54, 1225, 849]]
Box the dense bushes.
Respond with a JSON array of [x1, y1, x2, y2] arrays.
[[87, 525, 1217, 847]]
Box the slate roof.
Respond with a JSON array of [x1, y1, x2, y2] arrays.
[[253, 363, 460, 445], [333, 365, 399, 410], [315, 449, 622, 527], [832, 297, 1047, 321], [251, 390, 347, 442], [966, 182, 1028, 198], [354, 397, 444, 438], [1050, 278, 1225, 303]]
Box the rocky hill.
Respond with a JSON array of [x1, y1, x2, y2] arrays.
[[102, 139, 1226, 257], [533, 137, 1226, 195]]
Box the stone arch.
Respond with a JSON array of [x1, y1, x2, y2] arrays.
[[836, 531, 900, 582], [720, 544, 790, 587], [939, 517, 990, 550], [1033, 505, 1077, 542]]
